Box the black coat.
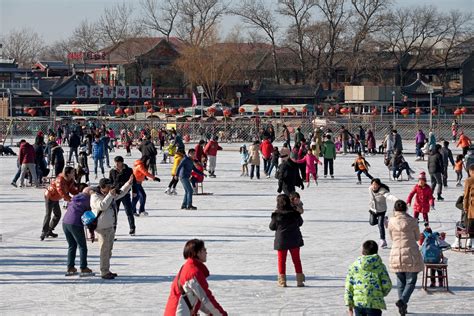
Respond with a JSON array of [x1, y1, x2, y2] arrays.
[[109, 165, 133, 191], [428, 151, 444, 174], [139, 140, 157, 160], [269, 209, 304, 250], [277, 159, 303, 194], [69, 133, 81, 148]]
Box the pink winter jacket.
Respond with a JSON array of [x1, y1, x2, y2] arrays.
[[296, 154, 321, 174], [406, 184, 434, 214]]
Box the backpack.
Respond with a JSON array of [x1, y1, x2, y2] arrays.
[[421, 231, 442, 263]]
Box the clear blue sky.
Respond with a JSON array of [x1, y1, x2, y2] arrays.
[[1, 0, 473, 45]]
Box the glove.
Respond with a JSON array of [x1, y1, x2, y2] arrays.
[[153, 177, 161, 182]]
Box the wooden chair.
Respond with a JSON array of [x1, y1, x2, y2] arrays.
[[422, 263, 449, 291], [451, 227, 473, 253]]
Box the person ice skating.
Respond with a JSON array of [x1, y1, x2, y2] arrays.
[[63, 184, 94, 277], [92, 134, 105, 179], [269, 194, 305, 287], [109, 156, 136, 236], [239, 144, 249, 177], [455, 155, 465, 187], [132, 159, 160, 216], [415, 129, 426, 160], [191, 157, 205, 193], [277, 158, 304, 195], [388, 200, 424, 316], [76, 147, 90, 184], [295, 149, 322, 187], [392, 150, 414, 181], [439, 141, 455, 187], [176, 148, 204, 210], [289, 191, 304, 214], [407, 172, 435, 225], [204, 136, 222, 178], [280, 125, 291, 150], [164, 239, 228, 316], [280, 142, 290, 162], [369, 179, 398, 249], [195, 139, 207, 168], [322, 134, 336, 178], [139, 134, 158, 176], [260, 137, 273, 176], [353, 152, 373, 184], [41, 166, 79, 240], [428, 144, 444, 201], [267, 146, 280, 178], [50, 141, 65, 177], [462, 165, 474, 248], [91, 177, 133, 280], [248, 140, 261, 180], [392, 130, 403, 153], [165, 149, 185, 195], [17, 139, 39, 187], [367, 129, 376, 155], [457, 131, 471, 156], [67, 131, 81, 164], [344, 240, 392, 316]]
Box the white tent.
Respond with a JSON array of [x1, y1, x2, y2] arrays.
[[55, 104, 105, 112]]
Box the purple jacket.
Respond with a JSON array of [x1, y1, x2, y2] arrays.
[[415, 131, 426, 145], [63, 193, 91, 226]]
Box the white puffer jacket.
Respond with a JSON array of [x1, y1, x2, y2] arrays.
[[369, 187, 398, 213], [91, 182, 131, 231]]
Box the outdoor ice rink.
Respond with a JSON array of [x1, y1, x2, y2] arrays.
[[1, 143, 473, 315]]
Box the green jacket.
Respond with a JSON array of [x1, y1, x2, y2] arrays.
[[322, 140, 336, 159], [344, 254, 392, 310]]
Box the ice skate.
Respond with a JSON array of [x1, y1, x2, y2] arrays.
[[80, 267, 95, 277], [186, 205, 197, 210], [437, 194, 444, 201], [47, 231, 58, 238], [65, 267, 77, 276], [164, 188, 171, 195], [379, 239, 387, 249], [129, 228, 135, 236], [171, 188, 177, 195], [356, 181, 362, 185], [140, 211, 149, 216]]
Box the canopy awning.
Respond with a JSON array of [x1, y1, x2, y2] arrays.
[[55, 104, 105, 112]]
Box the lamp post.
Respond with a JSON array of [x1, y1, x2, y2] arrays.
[[392, 90, 396, 128], [49, 91, 53, 123], [236, 91, 241, 107], [197, 85, 204, 120], [428, 87, 434, 130], [7, 88, 12, 117]]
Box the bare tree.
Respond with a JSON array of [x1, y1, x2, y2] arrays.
[[2, 28, 45, 67], [382, 6, 449, 85], [232, 0, 281, 84], [41, 39, 74, 62], [140, 0, 179, 41], [71, 20, 101, 52], [98, 2, 144, 46], [347, 0, 390, 84], [315, 0, 347, 90], [438, 10, 473, 95], [176, 0, 228, 47], [302, 21, 330, 84], [278, 0, 317, 84]]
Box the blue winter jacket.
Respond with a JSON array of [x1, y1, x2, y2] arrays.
[[92, 139, 104, 159], [176, 156, 204, 179]]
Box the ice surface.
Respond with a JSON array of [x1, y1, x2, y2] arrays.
[[1, 143, 473, 315]]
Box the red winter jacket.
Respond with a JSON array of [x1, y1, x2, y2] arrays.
[[19, 142, 35, 164], [407, 184, 434, 213], [204, 140, 222, 157], [191, 162, 204, 183], [194, 144, 206, 162], [260, 139, 273, 159], [164, 258, 227, 316]]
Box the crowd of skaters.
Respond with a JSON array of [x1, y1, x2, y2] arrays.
[[4, 120, 474, 315]]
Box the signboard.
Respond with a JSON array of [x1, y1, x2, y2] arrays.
[[67, 51, 107, 60], [76, 86, 88, 98], [116, 86, 127, 99], [89, 86, 101, 98], [129, 86, 140, 99], [141, 86, 152, 99], [102, 86, 114, 98]]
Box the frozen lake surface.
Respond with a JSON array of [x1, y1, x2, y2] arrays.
[[1, 143, 473, 315]]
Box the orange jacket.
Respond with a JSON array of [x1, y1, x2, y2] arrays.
[[457, 134, 471, 148], [45, 175, 79, 202], [133, 160, 155, 182]]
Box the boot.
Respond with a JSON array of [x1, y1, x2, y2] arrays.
[[65, 266, 77, 276], [80, 267, 94, 276], [296, 273, 305, 287], [437, 194, 444, 201], [277, 274, 287, 287]]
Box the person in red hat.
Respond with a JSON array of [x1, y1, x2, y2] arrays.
[[407, 172, 435, 225]]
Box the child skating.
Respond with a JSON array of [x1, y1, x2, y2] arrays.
[[407, 172, 435, 225], [239, 145, 249, 177], [454, 154, 464, 187], [296, 149, 322, 186], [269, 194, 305, 287], [353, 152, 373, 184], [165, 149, 184, 195]]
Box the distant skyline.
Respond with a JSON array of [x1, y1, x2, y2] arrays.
[[1, 0, 473, 45]]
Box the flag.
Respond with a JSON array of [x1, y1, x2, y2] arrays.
[[192, 92, 197, 107]]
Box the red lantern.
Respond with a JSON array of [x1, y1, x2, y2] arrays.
[[388, 106, 394, 113], [124, 108, 133, 115], [72, 100, 78, 105], [23, 107, 30, 114], [454, 108, 462, 116], [265, 108, 274, 116], [239, 107, 245, 114], [302, 107, 308, 114], [415, 107, 422, 116], [281, 107, 289, 115], [371, 108, 378, 116], [178, 107, 185, 114], [340, 107, 348, 115], [144, 101, 151, 106], [400, 108, 409, 117], [461, 107, 467, 114], [253, 106, 259, 113], [75, 109, 82, 115], [43, 100, 49, 106], [115, 108, 123, 116], [147, 108, 154, 114], [431, 109, 438, 115], [223, 109, 231, 117], [28, 108, 36, 116], [169, 108, 178, 115], [328, 107, 335, 114], [347, 107, 353, 113], [290, 107, 297, 115], [160, 108, 166, 113]]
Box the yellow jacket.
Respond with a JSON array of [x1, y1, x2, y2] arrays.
[[171, 152, 184, 176], [167, 144, 176, 156]]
